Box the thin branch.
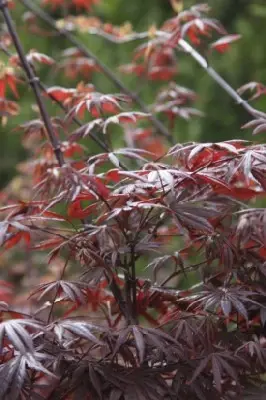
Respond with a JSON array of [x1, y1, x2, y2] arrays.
[[0, 44, 128, 168], [18, 0, 172, 140], [85, 24, 266, 120], [0, 4, 130, 323], [104, 271, 131, 324], [0, 0, 65, 167], [156, 30, 266, 119], [130, 244, 138, 324], [177, 38, 266, 119], [87, 28, 149, 44]]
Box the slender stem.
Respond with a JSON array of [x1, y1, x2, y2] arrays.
[[86, 23, 266, 120], [154, 30, 266, 120], [0, 17, 129, 324], [178, 38, 266, 119], [18, 0, 171, 140], [47, 256, 69, 323], [0, 0, 65, 167], [0, 44, 128, 169], [130, 244, 138, 323], [104, 271, 130, 324], [0, 2, 132, 324]]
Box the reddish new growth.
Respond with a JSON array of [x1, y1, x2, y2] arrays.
[[1, 1, 266, 399]]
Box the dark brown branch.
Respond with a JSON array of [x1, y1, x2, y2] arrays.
[[130, 244, 138, 324], [0, 0, 65, 167], [18, 0, 172, 140], [0, 4, 130, 323], [0, 44, 128, 169]]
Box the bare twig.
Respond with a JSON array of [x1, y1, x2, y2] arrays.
[[0, 0, 65, 167], [0, 2, 131, 323], [84, 23, 266, 120], [18, 0, 171, 140], [0, 44, 128, 169], [177, 37, 266, 119]]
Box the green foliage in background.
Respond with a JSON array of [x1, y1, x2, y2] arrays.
[[1, 0, 266, 186]]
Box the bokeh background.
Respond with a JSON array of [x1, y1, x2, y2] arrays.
[[1, 0, 266, 186]]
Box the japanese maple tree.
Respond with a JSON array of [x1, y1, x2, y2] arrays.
[[0, 0, 266, 399]]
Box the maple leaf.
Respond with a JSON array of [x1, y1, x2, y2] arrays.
[[67, 92, 131, 119], [0, 63, 21, 99], [0, 319, 44, 353], [210, 34, 242, 53], [238, 81, 266, 101]]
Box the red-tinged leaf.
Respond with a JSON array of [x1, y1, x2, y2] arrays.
[[210, 34, 241, 53], [195, 172, 230, 191], [30, 280, 89, 305], [181, 17, 227, 44], [69, 119, 103, 142], [27, 51, 55, 65], [92, 177, 110, 199], [0, 97, 20, 116], [251, 168, 266, 190], [148, 66, 177, 81], [68, 93, 131, 120], [31, 237, 64, 251], [67, 200, 97, 219], [46, 86, 75, 102], [133, 128, 153, 140], [6, 74, 20, 98], [62, 142, 85, 157], [104, 169, 121, 183], [119, 63, 145, 76], [238, 81, 266, 100], [187, 144, 212, 169], [103, 112, 150, 134], [4, 231, 30, 249], [216, 186, 262, 200]]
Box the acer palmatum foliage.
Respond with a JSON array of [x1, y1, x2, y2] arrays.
[[1, 1, 266, 399]]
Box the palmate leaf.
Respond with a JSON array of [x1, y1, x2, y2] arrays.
[[190, 350, 248, 392], [112, 325, 183, 365], [34, 165, 109, 208], [29, 280, 90, 305], [0, 319, 44, 353], [98, 364, 173, 400], [103, 112, 150, 134], [0, 352, 55, 400], [50, 319, 105, 345], [11, 51, 55, 67], [0, 219, 30, 248], [171, 203, 217, 234], [156, 82, 197, 104], [238, 81, 266, 101], [69, 118, 103, 142], [181, 17, 226, 43], [210, 34, 241, 53], [188, 285, 258, 321], [67, 92, 131, 119]]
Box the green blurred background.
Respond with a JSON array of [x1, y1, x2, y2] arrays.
[[1, 0, 266, 186]]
